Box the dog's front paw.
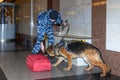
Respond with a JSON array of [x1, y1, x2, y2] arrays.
[[52, 64, 57, 66], [84, 68, 92, 71], [64, 67, 71, 71]]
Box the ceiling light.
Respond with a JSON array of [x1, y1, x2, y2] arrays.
[[0, 0, 4, 2]]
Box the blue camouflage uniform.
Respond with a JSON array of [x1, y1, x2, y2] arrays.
[[32, 9, 62, 54]]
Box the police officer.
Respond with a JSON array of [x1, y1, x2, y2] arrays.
[[32, 9, 67, 54]]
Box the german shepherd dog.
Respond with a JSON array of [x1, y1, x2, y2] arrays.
[[46, 40, 110, 77]]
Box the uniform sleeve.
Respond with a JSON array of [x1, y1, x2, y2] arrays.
[[36, 14, 46, 42], [32, 14, 46, 54]]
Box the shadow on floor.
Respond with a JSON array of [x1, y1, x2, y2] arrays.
[[37, 73, 120, 80], [0, 67, 7, 80]]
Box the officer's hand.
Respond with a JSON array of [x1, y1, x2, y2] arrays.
[[62, 20, 68, 27], [41, 42, 45, 53]]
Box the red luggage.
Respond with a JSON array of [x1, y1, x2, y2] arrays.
[[26, 54, 51, 72]]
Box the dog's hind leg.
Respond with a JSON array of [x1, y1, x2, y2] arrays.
[[82, 57, 94, 71], [52, 57, 65, 66], [85, 49, 108, 77], [91, 61, 108, 77], [84, 62, 94, 71]]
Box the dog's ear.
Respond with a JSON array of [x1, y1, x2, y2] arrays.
[[46, 45, 55, 57], [46, 45, 55, 53], [48, 45, 54, 49]]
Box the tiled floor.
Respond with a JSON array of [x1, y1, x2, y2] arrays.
[[0, 41, 120, 80]]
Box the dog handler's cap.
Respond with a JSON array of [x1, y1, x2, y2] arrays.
[[49, 10, 58, 20]]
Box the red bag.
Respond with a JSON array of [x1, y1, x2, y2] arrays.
[[26, 54, 51, 72]]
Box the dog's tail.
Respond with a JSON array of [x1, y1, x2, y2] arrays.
[[97, 50, 111, 73]]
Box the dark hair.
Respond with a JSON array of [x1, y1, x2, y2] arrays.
[[49, 10, 58, 20]]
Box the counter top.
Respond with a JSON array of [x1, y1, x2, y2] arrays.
[[54, 34, 91, 39]]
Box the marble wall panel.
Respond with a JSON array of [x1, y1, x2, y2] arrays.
[[60, 0, 92, 37], [92, 0, 120, 76]]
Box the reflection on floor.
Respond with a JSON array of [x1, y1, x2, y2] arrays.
[[0, 41, 30, 52], [0, 41, 120, 80]]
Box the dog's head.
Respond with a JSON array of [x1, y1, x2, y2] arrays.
[[46, 45, 55, 57]]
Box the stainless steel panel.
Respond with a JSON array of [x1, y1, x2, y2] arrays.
[[0, 24, 15, 40]]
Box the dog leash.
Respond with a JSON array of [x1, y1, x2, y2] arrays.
[[53, 20, 70, 56], [56, 20, 70, 49], [60, 20, 70, 41]]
